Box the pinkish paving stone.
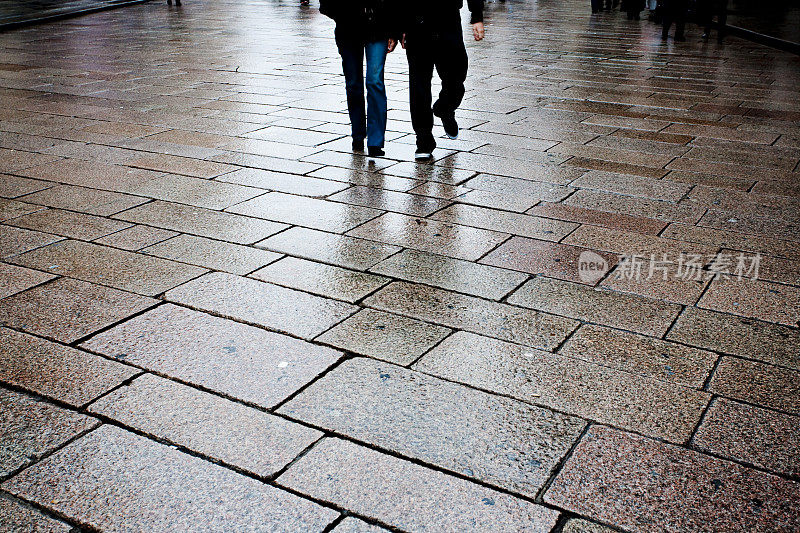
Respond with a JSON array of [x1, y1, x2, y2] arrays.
[[81, 304, 342, 408], [7, 208, 132, 241], [278, 438, 560, 532], [0, 327, 139, 407], [0, 225, 62, 260], [698, 275, 800, 326], [709, 357, 800, 414], [601, 257, 710, 305], [0, 496, 72, 533], [19, 184, 148, 216], [0, 175, 53, 199], [527, 202, 667, 235], [0, 199, 45, 222], [93, 225, 179, 251], [1, 426, 338, 532], [143, 233, 282, 275], [0, 388, 98, 476], [561, 518, 618, 533], [0, 262, 55, 299], [693, 398, 800, 478], [544, 425, 800, 533], [571, 170, 692, 202], [430, 204, 578, 241]]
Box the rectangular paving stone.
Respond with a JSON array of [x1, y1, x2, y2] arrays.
[[93, 225, 178, 251], [316, 308, 451, 365], [217, 168, 349, 197], [279, 357, 585, 497], [332, 517, 389, 533], [601, 258, 710, 305], [0, 199, 45, 222], [310, 166, 423, 192], [559, 324, 717, 387], [0, 262, 55, 299], [661, 223, 800, 260], [0, 225, 62, 260], [278, 437, 560, 533], [381, 161, 478, 185], [431, 204, 578, 241], [11, 240, 207, 297], [694, 397, 800, 478], [0, 277, 156, 343], [250, 256, 388, 303], [698, 276, 800, 326], [226, 192, 381, 233], [89, 374, 322, 477], [564, 224, 716, 258], [666, 307, 800, 370], [15, 159, 160, 191], [18, 184, 148, 216], [0, 327, 139, 407], [571, 170, 691, 202], [2, 425, 338, 532], [7, 208, 132, 241], [327, 186, 449, 217], [462, 174, 574, 201], [142, 234, 281, 275], [508, 277, 682, 337], [165, 271, 356, 339], [0, 496, 72, 533], [370, 248, 528, 300], [256, 226, 400, 271], [113, 200, 288, 245], [544, 425, 800, 533], [415, 331, 709, 442], [123, 173, 263, 210], [1, 388, 98, 476], [364, 282, 578, 351], [527, 202, 667, 235], [82, 304, 342, 408], [127, 153, 238, 178], [709, 357, 800, 414], [564, 189, 704, 223], [0, 174, 53, 199]]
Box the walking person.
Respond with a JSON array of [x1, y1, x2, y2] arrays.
[[320, 0, 399, 157], [401, 0, 485, 161], [661, 0, 688, 41], [698, 0, 728, 42]]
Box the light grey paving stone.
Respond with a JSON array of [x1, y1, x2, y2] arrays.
[[369, 249, 528, 300], [0, 262, 55, 299], [414, 331, 710, 442], [278, 437, 560, 532], [561, 518, 618, 533], [2, 426, 338, 532], [256, 227, 401, 271], [6, 209, 132, 241], [278, 357, 585, 497], [0, 496, 72, 533], [88, 374, 322, 477], [250, 256, 389, 303], [327, 186, 450, 216], [363, 281, 578, 351], [316, 308, 451, 365], [81, 304, 343, 408], [331, 517, 390, 533], [0, 388, 99, 477], [0, 327, 139, 408], [142, 234, 282, 275], [164, 272, 357, 339], [430, 204, 578, 241], [16, 184, 147, 217], [217, 168, 349, 197]]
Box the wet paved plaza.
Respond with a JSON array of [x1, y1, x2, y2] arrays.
[[1, 0, 800, 531]]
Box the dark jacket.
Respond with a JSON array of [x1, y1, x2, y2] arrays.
[[403, 0, 485, 27], [320, 0, 401, 41]]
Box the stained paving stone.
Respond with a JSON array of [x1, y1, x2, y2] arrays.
[[7, 209, 132, 241], [328, 186, 450, 217], [560, 324, 717, 387], [0, 175, 53, 199], [415, 332, 708, 442], [544, 425, 800, 533], [693, 397, 800, 478], [113, 200, 288, 245], [0, 225, 62, 260], [364, 282, 578, 351], [142, 234, 281, 275], [348, 212, 508, 261], [666, 307, 800, 370], [278, 437, 560, 532], [256, 227, 400, 271], [508, 277, 682, 337], [250, 256, 388, 303], [431, 204, 578, 241], [370, 248, 528, 300], [82, 304, 343, 408], [227, 192, 381, 233], [18, 184, 148, 216], [0, 388, 98, 477], [709, 357, 800, 414], [217, 168, 349, 197], [94, 225, 179, 251], [0, 262, 55, 299], [165, 272, 356, 339], [279, 357, 586, 497], [1, 425, 338, 532], [0, 327, 139, 407], [332, 517, 390, 533], [316, 308, 451, 365], [0, 277, 156, 343], [698, 275, 800, 326], [11, 240, 207, 297], [527, 202, 668, 235], [480, 238, 617, 286], [89, 374, 322, 477], [0, 496, 72, 533], [571, 171, 692, 202]]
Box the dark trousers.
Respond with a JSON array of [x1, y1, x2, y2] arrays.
[[405, 17, 468, 151], [698, 0, 728, 34], [662, 0, 688, 37]]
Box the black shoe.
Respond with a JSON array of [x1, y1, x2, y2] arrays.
[[433, 102, 459, 140], [661, 31, 669, 41], [674, 33, 686, 41], [352, 139, 365, 152], [414, 149, 433, 161], [368, 146, 385, 157]]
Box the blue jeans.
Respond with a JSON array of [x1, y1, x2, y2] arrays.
[[336, 34, 388, 148]]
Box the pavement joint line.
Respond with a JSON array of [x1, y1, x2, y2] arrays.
[[535, 422, 593, 505]]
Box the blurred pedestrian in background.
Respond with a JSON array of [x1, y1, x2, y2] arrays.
[[698, 0, 728, 41], [661, 0, 687, 40]]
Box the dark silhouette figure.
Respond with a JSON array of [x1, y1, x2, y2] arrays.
[[662, 0, 688, 40], [698, 0, 728, 41]]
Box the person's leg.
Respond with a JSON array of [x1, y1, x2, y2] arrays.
[[432, 25, 468, 120], [406, 32, 436, 152], [591, 0, 601, 13], [364, 40, 388, 150], [661, 0, 673, 38], [336, 33, 367, 145], [717, 0, 728, 39]]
